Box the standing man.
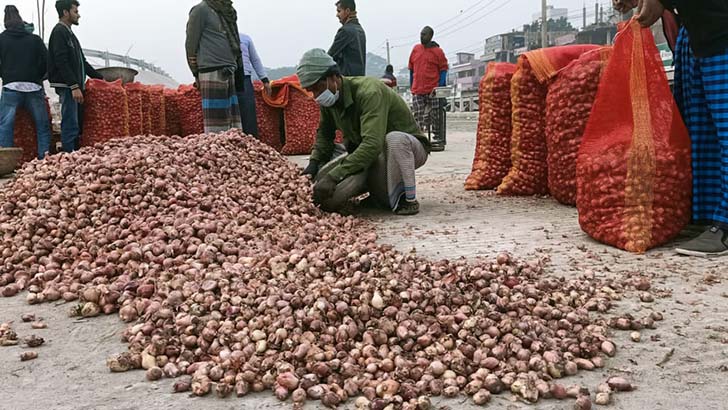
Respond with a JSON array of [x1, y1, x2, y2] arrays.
[[328, 0, 366, 76], [634, 0, 728, 257], [297, 49, 430, 216], [186, 0, 243, 134], [409, 26, 449, 151], [48, 0, 104, 153], [381, 64, 397, 88], [238, 32, 270, 137], [0, 5, 51, 159]]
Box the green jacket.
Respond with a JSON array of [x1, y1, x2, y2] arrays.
[[311, 76, 429, 182]]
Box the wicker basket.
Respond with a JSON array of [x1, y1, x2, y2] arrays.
[[0, 148, 23, 176]]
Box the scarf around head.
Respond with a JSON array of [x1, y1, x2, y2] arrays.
[[204, 0, 242, 65]]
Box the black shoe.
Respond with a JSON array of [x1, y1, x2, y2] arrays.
[[395, 199, 420, 216], [430, 143, 445, 152], [675, 226, 728, 257]]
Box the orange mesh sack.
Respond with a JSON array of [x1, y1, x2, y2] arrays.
[[148, 85, 167, 135], [178, 84, 204, 137], [13, 99, 52, 163], [577, 21, 692, 253], [498, 45, 599, 196], [465, 62, 517, 190], [254, 82, 283, 151], [546, 47, 613, 205], [281, 88, 319, 155], [124, 82, 145, 136], [164, 88, 182, 137], [81, 79, 129, 147]]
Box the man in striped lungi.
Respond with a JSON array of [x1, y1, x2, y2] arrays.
[[637, 0, 728, 257], [185, 0, 242, 133]]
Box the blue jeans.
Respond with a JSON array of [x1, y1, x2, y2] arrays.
[[0, 88, 52, 159], [58, 87, 82, 152]]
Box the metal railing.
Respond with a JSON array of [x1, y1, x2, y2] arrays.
[[82, 49, 173, 79]]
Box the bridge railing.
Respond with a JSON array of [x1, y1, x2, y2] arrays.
[[83, 48, 173, 79]]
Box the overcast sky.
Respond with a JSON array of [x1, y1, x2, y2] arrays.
[[12, 0, 614, 83]]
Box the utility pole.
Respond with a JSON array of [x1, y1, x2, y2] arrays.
[[583, 3, 587, 28], [386, 39, 391, 65], [595, 1, 599, 25], [541, 0, 548, 49]]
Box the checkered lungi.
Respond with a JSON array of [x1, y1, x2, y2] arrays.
[[412, 94, 443, 141], [199, 69, 242, 134], [674, 27, 728, 227]]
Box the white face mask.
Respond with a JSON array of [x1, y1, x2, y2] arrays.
[[315, 78, 340, 107]]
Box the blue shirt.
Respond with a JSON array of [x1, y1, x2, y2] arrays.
[[239, 33, 267, 80]]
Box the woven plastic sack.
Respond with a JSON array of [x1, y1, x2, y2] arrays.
[[281, 87, 319, 155], [465, 62, 517, 190], [254, 82, 283, 151], [546, 47, 613, 205], [81, 79, 129, 147], [148, 85, 167, 136], [577, 21, 692, 253], [178, 84, 204, 137], [13, 99, 52, 163], [498, 45, 599, 196], [164, 88, 182, 136], [124, 82, 145, 136]]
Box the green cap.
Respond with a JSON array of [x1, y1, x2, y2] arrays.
[[296, 48, 337, 88]]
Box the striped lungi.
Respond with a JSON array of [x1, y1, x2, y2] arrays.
[[198, 69, 242, 134], [674, 27, 728, 227], [412, 94, 443, 141]]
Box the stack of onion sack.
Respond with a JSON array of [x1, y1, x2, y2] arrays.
[[546, 47, 613, 206], [254, 82, 283, 151], [281, 87, 319, 155], [81, 79, 130, 147], [12, 99, 52, 163], [0, 130, 645, 409], [465, 63, 517, 190], [164, 89, 182, 137], [177, 84, 204, 136], [498, 45, 599, 196], [148, 86, 167, 136], [125, 82, 146, 136], [577, 21, 691, 253]]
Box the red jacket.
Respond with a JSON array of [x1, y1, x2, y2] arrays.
[[408, 42, 448, 95]]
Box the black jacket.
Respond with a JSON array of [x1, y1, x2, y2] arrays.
[[661, 0, 728, 57], [48, 22, 102, 90], [0, 27, 47, 85], [328, 18, 367, 76]]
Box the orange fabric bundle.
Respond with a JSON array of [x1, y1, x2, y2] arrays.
[[577, 21, 692, 253], [81, 79, 129, 147], [254, 81, 283, 152], [124, 82, 145, 136], [164, 88, 182, 137], [281, 87, 319, 155], [177, 84, 204, 137], [498, 45, 599, 196], [148, 85, 166, 136], [465, 62, 517, 190], [546, 47, 612, 205]]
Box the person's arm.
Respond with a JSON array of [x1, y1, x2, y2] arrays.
[[37, 37, 48, 81], [437, 49, 449, 87], [50, 30, 81, 89], [328, 27, 352, 60], [185, 6, 204, 77], [327, 86, 388, 182], [408, 48, 416, 87], [309, 108, 338, 166], [85, 60, 103, 80], [248, 38, 268, 83]]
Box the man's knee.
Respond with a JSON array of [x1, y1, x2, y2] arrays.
[[386, 131, 410, 147]]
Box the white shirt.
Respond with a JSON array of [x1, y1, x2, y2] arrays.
[[3, 82, 43, 93]]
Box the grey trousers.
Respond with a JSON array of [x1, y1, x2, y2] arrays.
[[314, 131, 428, 212]]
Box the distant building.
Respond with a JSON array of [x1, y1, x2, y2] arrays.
[[450, 52, 486, 93], [532, 6, 568, 22], [482, 32, 525, 63]]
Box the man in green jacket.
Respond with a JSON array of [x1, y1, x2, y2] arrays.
[[297, 49, 430, 216]]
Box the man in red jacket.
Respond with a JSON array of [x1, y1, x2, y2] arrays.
[[409, 26, 448, 151]]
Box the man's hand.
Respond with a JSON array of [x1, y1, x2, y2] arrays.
[[72, 88, 84, 104], [635, 0, 665, 27], [313, 174, 337, 205], [302, 160, 320, 178], [613, 0, 638, 14], [263, 82, 272, 96]]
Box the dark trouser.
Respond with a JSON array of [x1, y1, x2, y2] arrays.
[[58, 87, 83, 152], [237, 75, 259, 137], [0, 88, 52, 159]]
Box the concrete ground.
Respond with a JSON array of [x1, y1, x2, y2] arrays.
[[1, 114, 727, 410]]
